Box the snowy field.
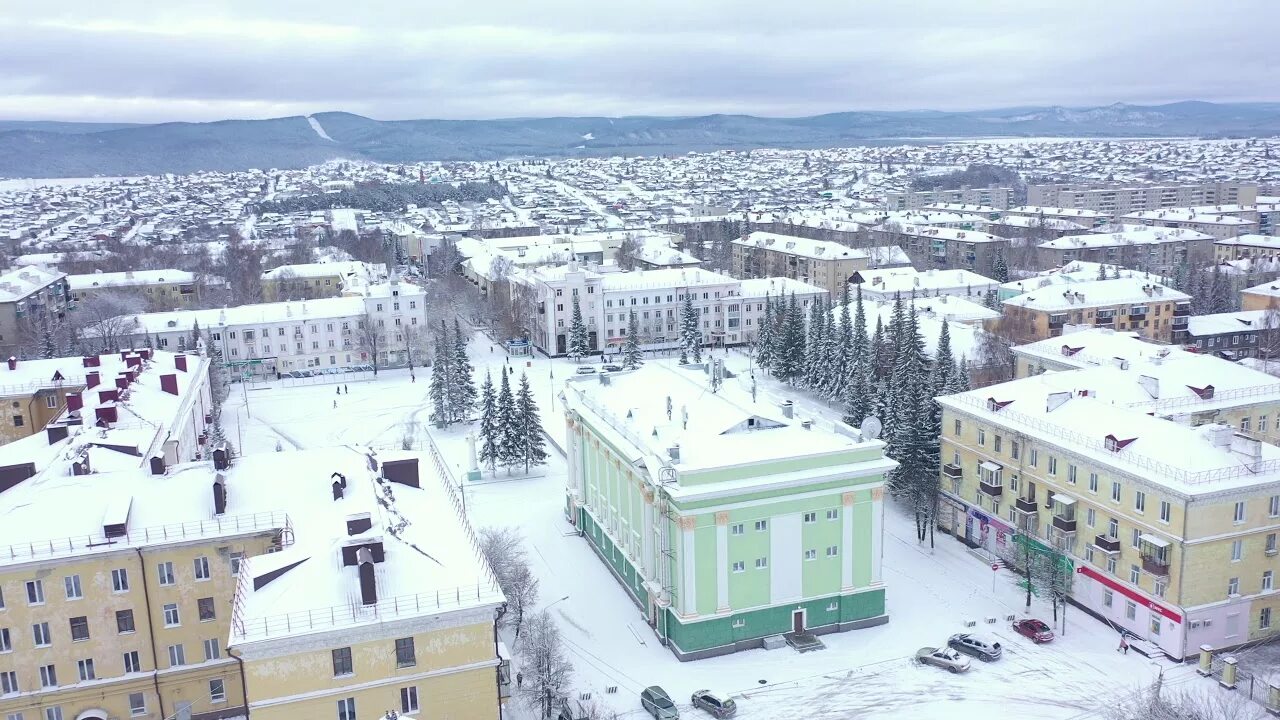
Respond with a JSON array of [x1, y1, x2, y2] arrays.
[[222, 342, 1231, 719]]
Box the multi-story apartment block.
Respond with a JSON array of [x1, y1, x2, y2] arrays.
[[1035, 227, 1214, 276], [1215, 235, 1280, 262], [562, 364, 894, 660], [1243, 280, 1280, 312], [870, 225, 1011, 275], [0, 444, 504, 720], [1027, 183, 1258, 216], [67, 270, 201, 310], [1001, 278, 1191, 344], [1001, 206, 1112, 230], [0, 266, 72, 358], [731, 232, 869, 297], [856, 267, 1000, 304], [1184, 310, 1280, 360], [884, 187, 1013, 211], [118, 280, 426, 377], [511, 265, 825, 357], [939, 372, 1280, 658], [260, 261, 386, 301], [1119, 208, 1259, 240]]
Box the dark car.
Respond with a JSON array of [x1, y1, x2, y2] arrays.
[[691, 689, 736, 718], [602, 364, 624, 372], [641, 686, 679, 719], [1013, 618, 1055, 643], [948, 633, 1003, 661]]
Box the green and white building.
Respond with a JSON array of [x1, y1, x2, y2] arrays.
[[562, 363, 895, 660]]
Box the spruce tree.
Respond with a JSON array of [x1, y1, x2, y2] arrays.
[[803, 296, 826, 389], [623, 310, 643, 369], [679, 293, 701, 364], [948, 358, 972, 395], [190, 320, 202, 354], [991, 246, 1010, 283], [567, 293, 590, 361], [428, 322, 452, 428], [477, 371, 499, 472], [1096, 263, 1107, 281], [933, 320, 956, 397], [451, 319, 478, 422], [832, 285, 853, 400], [496, 367, 519, 471], [870, 315, 889, 380], [774, 293, 805, 383], [756, 294, 776, 372], [515, 372, 548, 473]]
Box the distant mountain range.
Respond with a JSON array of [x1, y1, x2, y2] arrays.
[[2, 101, 1279, 178]]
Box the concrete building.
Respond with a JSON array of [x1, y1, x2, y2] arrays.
[[1120, 208, 1259, 240], [562, 363, 894, 660], [870, 225, 1011, 275], [1001, 278, 1191, 344], [68, 270, 201, 310], [884, 187, 1013, 211], [118, 280, 426, 377], [0, 266, 72, 359], [1243, 281, 1280, 312], [1184, 310, 1280, 360], [938, 372, 1280, 658], [511, 265, 825, 357], [1035, 227, 1214, 276], [1002, 206, 1112, 230], [1214, 235, 1280, 262], [731, 232, 869, 297], [1027, 183, 1258, 216], [855, 267, 1000, 304], [260, 261, 387, 301]]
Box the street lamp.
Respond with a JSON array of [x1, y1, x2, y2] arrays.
[[545, 595, 570, 611]]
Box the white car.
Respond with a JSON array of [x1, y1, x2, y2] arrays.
[[916, 646, 972, 673]]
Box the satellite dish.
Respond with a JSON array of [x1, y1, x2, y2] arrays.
[[860, 416, 882, 440]]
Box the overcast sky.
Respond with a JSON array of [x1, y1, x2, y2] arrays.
[[1, 1, 1277, 123]]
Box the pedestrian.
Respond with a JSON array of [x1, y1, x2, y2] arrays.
[[333, 399, 338, 409], [336, 386, 340, 395], [1119, 635, 1129, 654], [344, 384, 348, 394], [516, 672, 523, 689]]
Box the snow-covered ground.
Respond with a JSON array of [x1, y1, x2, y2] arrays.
[[222, 343, 1221, 719], [306, 115, 336, 142]]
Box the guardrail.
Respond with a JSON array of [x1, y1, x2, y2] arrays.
[[1, 511, 290, 563]]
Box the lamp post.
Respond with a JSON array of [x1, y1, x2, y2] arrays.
[[545, 595, 570, 611]]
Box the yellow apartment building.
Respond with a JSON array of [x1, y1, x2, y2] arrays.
[[67, 271, 200, 311], [731, 231, 869, 298], [260, 262, 387, 301], [1214, 235, 1280, 263], [1001, 278, 1191, 344], [938, 372, 1280, 660], [1243, 280, 1280, 312]]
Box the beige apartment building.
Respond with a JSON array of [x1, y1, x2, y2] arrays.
[[68, 270, 200, 310], [939, 372, 1280, 659], [0, 266, 72, 359], [1035, 227, 1214, 277], [1120, 209, 1259, 240], [1027, 183, 1258, 216], [884, 187, 1013, 211], [260, 261, 386, 301], [731, 231, 868, 297], [1001, 278, 1191, 344], [1216, 235, 1280, 263]]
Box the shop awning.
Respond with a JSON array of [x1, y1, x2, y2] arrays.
[[1051, 493, 1076, 506], [1138, 533, 1170, 548]]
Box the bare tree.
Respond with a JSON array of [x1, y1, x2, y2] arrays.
[[517, 611, 573, 719], [220, 231, 266, 305], [355, 312, 386, 375], [617, 233, 642, 271], [478, 527, 540, 640], [1105, 678, 1266, 720], [68, 290, 147, 354]]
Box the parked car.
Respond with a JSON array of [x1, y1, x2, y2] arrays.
[[1012, 618, 1055, 643], [690, 689, 736, 718], [287, 370, 305, 379], [575, 366, 597, 375], [602, 364, 624, 373], [947, 633, 1002, 661], [641, 686, 679, 719], [915, 646, 972, 673]]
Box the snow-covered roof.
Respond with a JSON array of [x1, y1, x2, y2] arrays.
[[1000, 261, 1143, 295], [601, 268, 736, 293], [1215, 235, 1280, 251], [1121, 209, 1256, 226], [1004, 205, 1111, 220], [1012, 328, 1172, 369], [989, 215, 1088, 232], [1039, 227, 1212, 250], [733, 232, 867, 262], [261, 260, 386, 282], [1003, 278, 1189, 312], [737, 277, 826, 299], [886, 225, 1006, 243], [67, 269, 196, 291], [1242, 280, 1280, 300], [0, 265, 65, 302], [1187, 310, 1279, 337], [859, 267, 998, 295]]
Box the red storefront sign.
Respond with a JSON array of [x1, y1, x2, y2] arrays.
[[1077, 564, 1182, 623]]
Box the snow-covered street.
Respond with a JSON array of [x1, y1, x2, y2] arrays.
[[221, 344, 1206, 719]]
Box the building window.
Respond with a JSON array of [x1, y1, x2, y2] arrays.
[[1235, 501, 1246, 524], [732, 561, 745, 573], [76, 659, 95, 681], [1242, 417, 1252, 432], [33, 622, 50, 647], [44, 708, 62, 720], [1111, 481, 1121, 503], [826, 545, 839, 557], [1089, 473, 1098, 493], [754, 520, 768, 532], [1229, 577, 1240, 596], [0, 627, 10, 652], [338, 698, 356, 720], [1125, 601, 1137, 621], [129, 693, 146, 716], [124, 651, 141, 674], [401, 686, 419, 714], [1269, 534, 1278, 555], [204, 638, 221, 661], [1, 670, 15, 694], [167, 644, 185, 666], [26, 580, 44, 605], [978, 429, 985, 446], [1067, 464, 1077, 484], [826, 509, 839, 521], [1159, 501, 1171, 523], [395, 637, 416, 667], [803, 512, 816, 523], [157, 562, 175, 586], [1263, 608, 1273, 630], [112, 568, 129, 592], [332, 647, 353, 676], [1048, 457, 1058, 476], [730, 523, 743, 535], [1130, 565, 1140, 584], [1262, 416, 1270, 433], [117, 610, 135, 634], [1265, 571, 1274, 592], [163, 603, 180, 627], [1102, 590, 1113, 608], [38, 664, 56, 688], [69, 616, 89, 641], [755, 557, 768, 569], [1134, 491, 1145, 514], [1232, 540, 1244, 562], [63, 575, 81, 600], [210, 678, 226, 703], [804, 549, 817, 561], [1271, 496, 1280, 518], [1107, 556, 1118, 575], [954, 419, 961, 435], [194, 556, 210, 581], [994, 435, 1002, 453]]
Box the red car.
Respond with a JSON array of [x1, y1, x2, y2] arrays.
[[1012, 618, 1055, 643]]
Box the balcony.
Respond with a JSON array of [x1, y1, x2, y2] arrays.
[[1015, 496, 1038, 514], [1173, 305, 1191, 317], [1095, 316, 1115, 326], [1052, 514, 1077, 533], [1141, 555, 1170, 577], [942, 464, 963, 479], [1094, 534, 1121, 553], [1128, 312, 1148, 322], [979, 479, 1003, 497]]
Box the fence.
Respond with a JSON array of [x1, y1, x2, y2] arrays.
[[2, 511, 291, 563]]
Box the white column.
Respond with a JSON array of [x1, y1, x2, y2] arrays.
[[715, 512, 730, 612], [841, 491, 855, 590], [641, 487, 656, 577], [680, 515, 698, 616], [871, 486, 884, 584]]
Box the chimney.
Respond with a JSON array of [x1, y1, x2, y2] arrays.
[[781, 400, 794, 419], [95, 405, 117, 425], [381, 458, 420, 488], [115, 375, 129, 390], [150, 455, 166, 476], [82, 355, 101, 368], [160, 374, 179, 395], [1138, 375, 1159, 399], [86, 371, 100, 389], [120, 350, 129, 361], [1046, 391, 1071, 413], [98, 388, 117, 403], [212, 446, 230, 471], [175, 355, 188, 372], [125, 355, 142, 369], [139, 348, 152, 360], [332, 478, 345, 501], [212, 473, 226, 514], [1206, 424, 1234, 449], [46, 425, 69, 445], [358, 548, 377, 605], [66, 392, 83, 412], [667, 444, 681, 462], [5, 357, 14, 371], [346, 512, 373, 536], [1232, 433, 1264, 471]]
